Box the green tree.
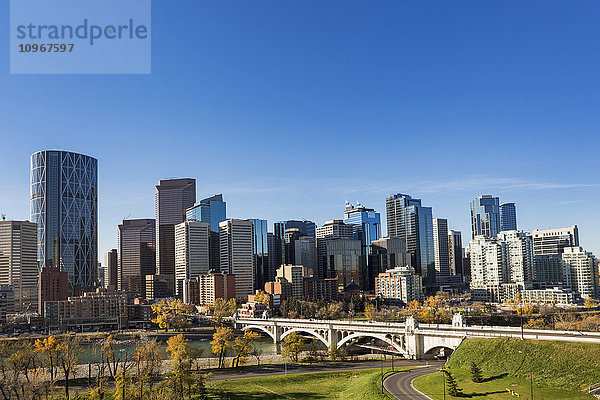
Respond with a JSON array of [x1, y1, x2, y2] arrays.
[[470, 361, 483, 383], [443, 368, 461, 397], [281, 332, 304, 362], [211, 327, 234, 368]]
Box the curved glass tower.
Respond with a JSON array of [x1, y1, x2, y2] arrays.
[[31, 150, 98, 293]]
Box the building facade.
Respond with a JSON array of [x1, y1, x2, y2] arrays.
[[155, 178, 196, 293], [31, 150, 98, 293], [500, 202, 517, 231], [561, 246, 598, 299], [294, 236, 317, 276], [432, 218, 450, 284], [0, 220, 38, 312], [175, 220, 210, 296], [219, 219, 254, 301], [276, 264, 310, 299], [375, 266, 423, 304], [104, 249, 118, 289], [186, 194, 226, 271], [448, 230, 463, 277], [198, 271, 236, 305], [343, 201, 382, 256], [316, 220, 354, 280], [470, 195, 500, 239], [249, 219, 269, 291], [118, 219, 156, 298]]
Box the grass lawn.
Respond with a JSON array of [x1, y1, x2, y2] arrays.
[[209, 367, 405, 399], [413, 369, 594, 400]]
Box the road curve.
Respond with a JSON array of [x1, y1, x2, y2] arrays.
[[383, 365, 440, 400]]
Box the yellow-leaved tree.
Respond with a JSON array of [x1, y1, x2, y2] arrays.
[[211, 327, 234, 368], [151, 298, 190, 331]]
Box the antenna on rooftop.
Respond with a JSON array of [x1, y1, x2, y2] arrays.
[[1, 214, 6, 221]]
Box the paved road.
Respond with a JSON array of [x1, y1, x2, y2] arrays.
[[383, 362, 443, 400], [210, 359, 429, 381]]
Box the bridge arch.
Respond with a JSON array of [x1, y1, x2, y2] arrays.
[[423, 345, 456, 358], [243, 325, 276, 342], [280, 328, 329, 348], [336, 332, 407, 357]]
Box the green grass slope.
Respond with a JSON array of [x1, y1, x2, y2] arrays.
[[445, 338, 600, 392]]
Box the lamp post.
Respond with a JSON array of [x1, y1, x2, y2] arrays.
[[518, 350, 533, 400]]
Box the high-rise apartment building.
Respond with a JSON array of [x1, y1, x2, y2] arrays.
[[497, 230, 534, 283], [104, 249, 118, 289], [470, 195, 500, 239], [375, 265, 423, 304], [175, 221, 210, 296], [561, 247, 598, 299], [155, 178, 196, 293], [500, 202, 517, 231], [532, 225, 579, 284], [385, 193, 435, 286], [219, 219, 254, 301], [448, 230, 463, 277], [31, 150, 98, 293], [186, 194, 226, 271], [316, 220, 354, 279], [118, 219, 156, 298], [249, 219, 269, 291], [0, 220, 38, 312], [432, 218, 450, 284]]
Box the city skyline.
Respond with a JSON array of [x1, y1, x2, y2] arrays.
[[1, 1, 599, 258]]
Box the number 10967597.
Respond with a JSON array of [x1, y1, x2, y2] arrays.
[[19, 43, 74, 52]]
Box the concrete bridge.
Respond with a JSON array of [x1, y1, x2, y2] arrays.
[[234, 314, 600, 359]]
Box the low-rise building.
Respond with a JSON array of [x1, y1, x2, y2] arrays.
[[521, 286, 577, 306], [237, 301, 269, 319], [264, 277, 292, 307]]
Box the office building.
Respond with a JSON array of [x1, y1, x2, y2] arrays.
[[104, 249, 118, 289], [186, 194, 226, 270], [31, 150, 98, 293], [370, 237, 411, 291], [155, 178, 196, 293], [375, 266, 423, 304], [220, 219, 254, 301], [448, 230, 463, 277], [500, 202, 517, 231], [316, 220, 354, 279], [325, 239, 364, 290], [145, 274, 175, 300], [272, 220, 317, 277], [432, 218, 450, 284], [38, 266, 68, 315], [343, 201, 382, 256], [198, 271, 236, 305], [470, 195, 500, 239], [276, 264, 310, 299], [294, 236, 317, 275], [385, 193, 435, 286], [303, 277, 338, 302], [175, 220, 210, 296], [284, 228, 303, 265], [249, 219, 269, 291], [561, 247, 598, 299], [0, 220, 38, 312], [0, 286, 15, 322], [118, 219, 156, 298]]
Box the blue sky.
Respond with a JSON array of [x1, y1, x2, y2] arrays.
[[1, 1, 599, 257]]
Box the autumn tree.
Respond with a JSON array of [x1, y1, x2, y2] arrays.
[[407, 300, 421, 317], [281, 332, 304, 362], [134, 339, 162, 399], [364, 304, 376, 321], [419, 295, 450, 323], [34, 335, 61, 382], [253, 291, 271, 306], [210, 298, 237, 327], [56, 335, 80, 400], [470, 361, 483, 383], [231, 329, 260, 368], [152, 298, 191, 331], [584, 297, 598, 309], [211, 327, 234, 368]]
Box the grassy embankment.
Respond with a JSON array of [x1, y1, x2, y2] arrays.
[[209, 367, 404, 399], [414, 337, 600, 399]]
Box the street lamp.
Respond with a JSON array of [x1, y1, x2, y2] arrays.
[[518, 350, 533, 400]]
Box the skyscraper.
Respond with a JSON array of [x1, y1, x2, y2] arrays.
[[432, 218, 450, 284], [385, 193, 435, 286], [175, 220, 210, 296], [500, 202, 517, 231], [104, 249, 118, 289], [0, 220, 38, 312], [316, 220, 354, 279], [186, 194, 226, 271], [248, 219, 269, 291], [219, 219, 254, 301], [447, 230, 464, 277], [470, 195, 500, 239], [272, 220, 317, 275], [155, 178, 196, 291], [343, 201, 382, 256], [118, 219, 156, 298], [31, 150, 98, 293], [294, 236, 317, 275]]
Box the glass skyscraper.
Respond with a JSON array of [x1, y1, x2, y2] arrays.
[[186, 194, 226, 270], [343, 201, 381, 255], [385, 193, 435, 287], [500, 202, 517, 231], [249, 218, 269, 290], [470, 195, 500, 239], [31, 150, 98, 293]]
